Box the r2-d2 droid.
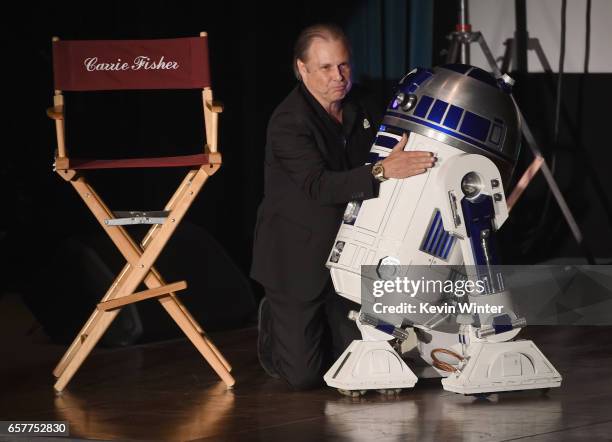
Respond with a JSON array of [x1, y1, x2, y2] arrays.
[[324, 64, 562, 395]]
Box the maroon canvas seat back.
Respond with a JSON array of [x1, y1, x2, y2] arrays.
[[53, 36, 211, 91]]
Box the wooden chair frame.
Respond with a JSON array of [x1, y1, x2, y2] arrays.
[[47, 32, 235, 392]]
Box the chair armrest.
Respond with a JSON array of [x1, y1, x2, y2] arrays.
[[47, 106, 64, 120], [206, 100, 224, 113]]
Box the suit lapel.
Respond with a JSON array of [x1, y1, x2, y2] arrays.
[[298, 85, 346, 169]]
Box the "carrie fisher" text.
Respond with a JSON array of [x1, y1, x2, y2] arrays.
[[84, 56, 179, 72]]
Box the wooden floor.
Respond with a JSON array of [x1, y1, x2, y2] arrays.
[[1, 293, 612, 441]]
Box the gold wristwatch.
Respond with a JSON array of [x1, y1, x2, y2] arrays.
[[372, 160, 388, 182]]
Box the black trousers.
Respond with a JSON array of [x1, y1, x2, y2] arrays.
[[264, 279, 361, 390]]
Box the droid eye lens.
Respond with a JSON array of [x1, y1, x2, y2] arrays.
[[402, 94, 418, 111], [392, 93, 418, 111], [461, 172, 484, 198]]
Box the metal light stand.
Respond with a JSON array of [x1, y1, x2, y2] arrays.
[[445, 0, 594, 263]]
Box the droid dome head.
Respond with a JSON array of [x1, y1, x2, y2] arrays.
[[385, 64, 521, 183]]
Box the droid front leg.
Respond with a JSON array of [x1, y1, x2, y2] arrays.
[[323, 311, 418, 394]]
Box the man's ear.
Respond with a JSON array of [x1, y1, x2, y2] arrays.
[[297, 59, 308, 79]]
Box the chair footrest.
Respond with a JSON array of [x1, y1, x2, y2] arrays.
[[105, 211, 170, 226], [97, 281, 187, 311]]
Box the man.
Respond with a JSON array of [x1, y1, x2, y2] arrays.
[[251, 24, 435, 390]]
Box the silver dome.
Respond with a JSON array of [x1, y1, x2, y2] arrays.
[[382, 64, 521, 183]]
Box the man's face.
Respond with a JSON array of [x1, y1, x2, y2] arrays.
[[297, 38, 352, 108]]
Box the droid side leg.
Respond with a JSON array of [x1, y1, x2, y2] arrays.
[[440, 327, 563, 395], [430, 290, 562, 395], [433, 154, 562, 395]]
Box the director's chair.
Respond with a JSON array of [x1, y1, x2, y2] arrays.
[[47, 33, 235, 392]]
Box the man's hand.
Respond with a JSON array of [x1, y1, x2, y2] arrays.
[[380, 133, 436, 179]]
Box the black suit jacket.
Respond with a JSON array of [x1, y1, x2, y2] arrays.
[[250, 84, 380, 300]]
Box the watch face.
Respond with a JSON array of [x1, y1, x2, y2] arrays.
[[372, 164, 385, 181]]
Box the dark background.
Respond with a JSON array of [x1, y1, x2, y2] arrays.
[[1, 1, 611, 342]]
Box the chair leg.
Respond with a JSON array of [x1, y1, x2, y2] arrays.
[[159, 296, 235, 387], [201, 332, 233, 373], [169, 294, 232, 372], [54, 307, 123, 392], [53, 312, 99, 378], [53, 312, 102, 378], [53, 264, 132, 378]]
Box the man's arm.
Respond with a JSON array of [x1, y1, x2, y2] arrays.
[[269, 111, 378, 205]]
